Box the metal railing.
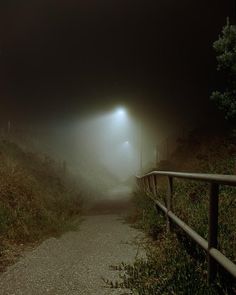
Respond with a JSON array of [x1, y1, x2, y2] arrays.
[[136, 171, 236, 284]]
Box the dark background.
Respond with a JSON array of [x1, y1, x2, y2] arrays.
[[0, 0, 235, 128]]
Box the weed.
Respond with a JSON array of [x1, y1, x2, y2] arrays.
[[0, 140, 82, 271]]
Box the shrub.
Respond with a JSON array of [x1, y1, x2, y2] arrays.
[[0, 140, 82, 269]]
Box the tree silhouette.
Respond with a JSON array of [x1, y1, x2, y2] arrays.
[[211, 18, 236, 121]]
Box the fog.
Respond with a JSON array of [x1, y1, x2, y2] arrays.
[[1, 0, 233, 205], [30, 107, 159, 202], [75, 109, 138, 179], [3, 100, 198, 204]]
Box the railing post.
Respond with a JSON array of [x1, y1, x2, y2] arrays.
[[154, 175, 158, 196], [148, 177, 152, 194], [142, 177, 145, 192], [138, 178, 142, 191], [208, 183, 219, 284], [142, 178, 145, 192], [166, 176, 173, 232], [151, 175, 157, 197], [143, 177, 147, 194], [145, 178, 148, 194]]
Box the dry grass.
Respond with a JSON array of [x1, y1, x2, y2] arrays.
[[117, 131, 236, 294], [0, 140, 82, 271]]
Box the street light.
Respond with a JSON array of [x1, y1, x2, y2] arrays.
[[115, 107, 126, 118], [140, 122, 143, 175]]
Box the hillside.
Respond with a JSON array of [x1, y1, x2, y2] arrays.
[[122, 128, 236, 294], [0, 140, 82, 271], [169, 128, 236, 174]]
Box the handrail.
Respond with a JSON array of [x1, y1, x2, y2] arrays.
[[137, 170, 236, 186], [136, 170, 236, 285]]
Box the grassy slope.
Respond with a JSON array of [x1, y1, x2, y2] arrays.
[[115, 129, 236, 294], [0, 140, 82, 271]]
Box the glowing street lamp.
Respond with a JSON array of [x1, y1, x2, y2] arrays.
[[112, 107, 127, 133], [115, 107, 126, 118], [122, 140, 131, 150]]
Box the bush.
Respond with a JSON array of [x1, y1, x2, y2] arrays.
[[115, 178, 235, 294], [0, 140, 82, 269], [114, 234, 220, 295]]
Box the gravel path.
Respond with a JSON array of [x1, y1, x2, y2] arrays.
[[0, 215, 143, 295]]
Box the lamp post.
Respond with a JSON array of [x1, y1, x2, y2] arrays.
[[140, 122, 143, 175], [156, 144, 160, 167]]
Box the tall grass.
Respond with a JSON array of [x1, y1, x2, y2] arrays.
[[113, 186, 235, 294], [111, 132, 236, 294], [0, 140, 82, 270]]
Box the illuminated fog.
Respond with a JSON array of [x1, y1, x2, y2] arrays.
[[38, 107, 158, 201], [75, 108, 138, 180]]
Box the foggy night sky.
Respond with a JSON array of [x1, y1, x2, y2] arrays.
[[0, 0, 235, 126]]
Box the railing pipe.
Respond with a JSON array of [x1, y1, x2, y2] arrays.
[[136, 171, 236, 285], [137, 171, 236, 186]]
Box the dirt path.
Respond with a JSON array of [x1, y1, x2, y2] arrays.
[[0, 215, 143, 295]]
